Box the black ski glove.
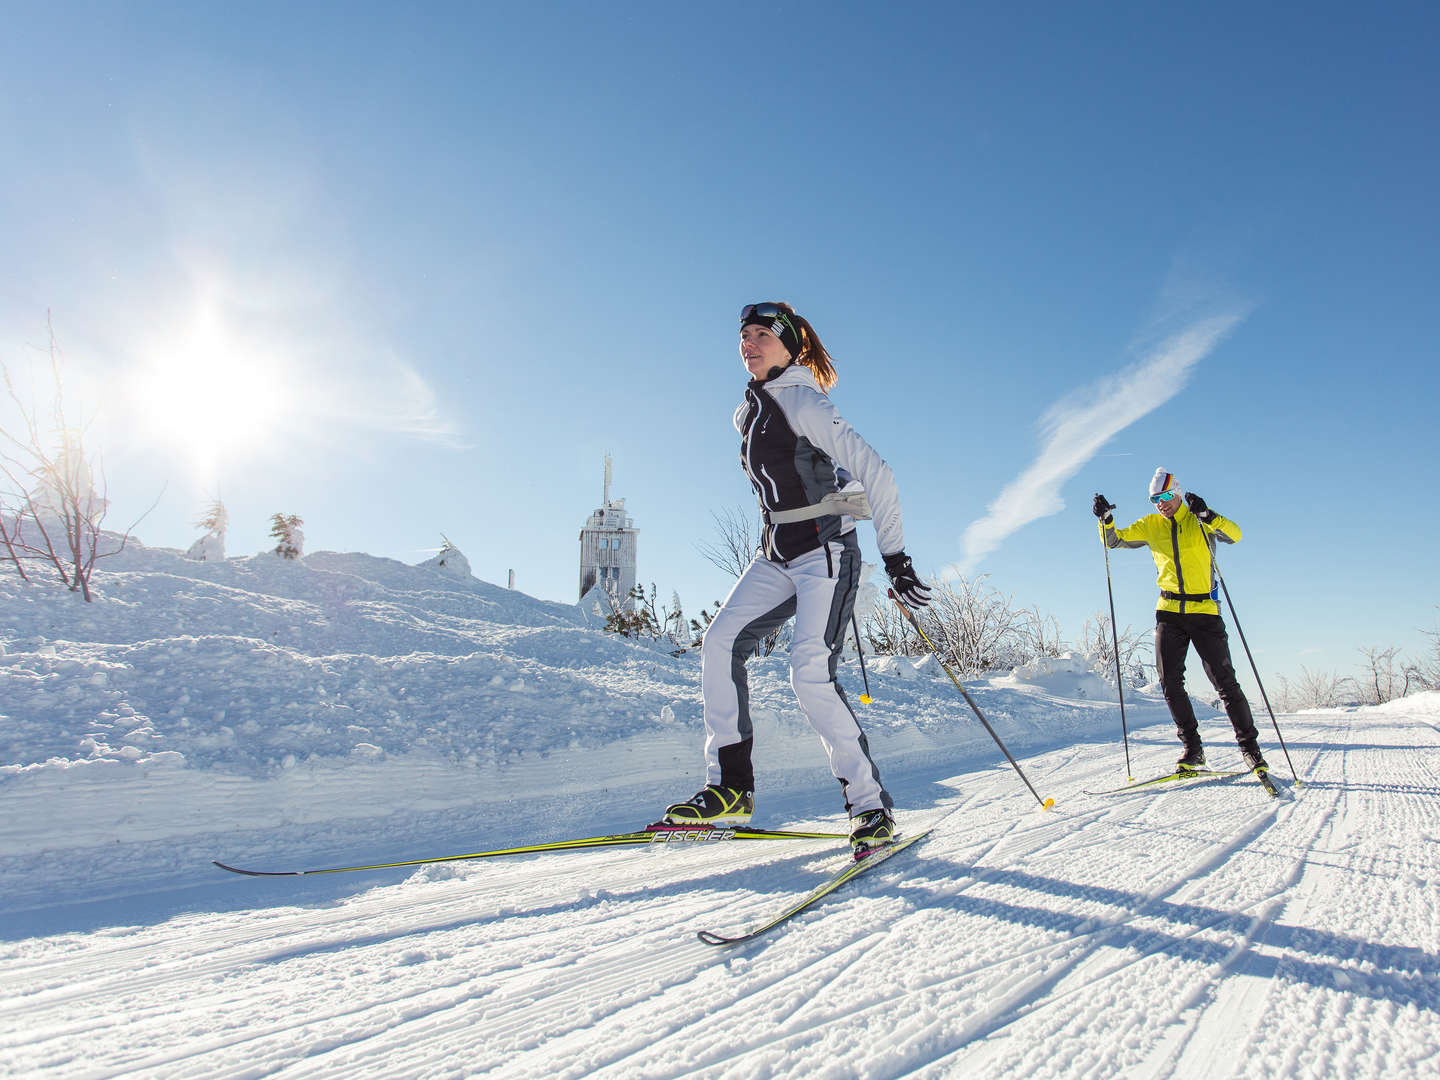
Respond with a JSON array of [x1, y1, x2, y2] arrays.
[[883, 551, 931, 610], [1185, 492, 1216, 523], [1092, 493, 1115, 523]]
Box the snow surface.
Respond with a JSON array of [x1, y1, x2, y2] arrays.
[[2, 544, 1437, 1078]]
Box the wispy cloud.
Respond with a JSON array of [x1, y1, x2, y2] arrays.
[[299, 346, 470, 448], [953, 309, 1247, 576]]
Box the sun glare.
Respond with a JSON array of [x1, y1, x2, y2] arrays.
[[130, 323, 291, 478]]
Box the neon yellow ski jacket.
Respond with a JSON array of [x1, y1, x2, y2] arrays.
[[1100, 503, 1241, 616]]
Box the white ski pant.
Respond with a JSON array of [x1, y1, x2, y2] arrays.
[[700, 531, 890, 816]]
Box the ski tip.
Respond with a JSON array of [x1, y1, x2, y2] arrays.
[[213, 860, 303, 877]]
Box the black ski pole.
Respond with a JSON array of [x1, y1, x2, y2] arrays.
[[1209, 547, 1301, 785], [851, 613, 874, 703], [1097, 499, 1133, 781], [888, 589, 1055, 810]]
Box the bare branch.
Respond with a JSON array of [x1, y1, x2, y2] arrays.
[[1408, 614, 1440, 692], [1288, 666, 1357, 709], [1356, 645, 1404, 705], [0, 313, 157, 597], [695, 506, 762, 580]]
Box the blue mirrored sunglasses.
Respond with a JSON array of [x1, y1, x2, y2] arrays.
[[1150, 490, 1180, 505]]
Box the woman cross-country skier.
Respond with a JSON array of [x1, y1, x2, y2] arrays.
[[1093, 468, 1270, 775], [662, 301, 931, 854]]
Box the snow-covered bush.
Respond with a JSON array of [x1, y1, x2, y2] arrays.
[[605, 583, 691, 654], [419, 536, 471, 577]]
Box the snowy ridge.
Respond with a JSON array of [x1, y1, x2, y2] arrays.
[[0, 543, 1145, 863], [1, 545, 1437, 1078]]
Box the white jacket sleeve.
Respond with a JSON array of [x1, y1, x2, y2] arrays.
[[777, 384, 907, 557]]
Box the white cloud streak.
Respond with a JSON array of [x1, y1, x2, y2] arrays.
[[953, 310, 1246, 576]]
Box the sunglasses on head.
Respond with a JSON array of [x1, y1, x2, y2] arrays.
[[1150, 490, 1179, 505], [743, 305, 800, 338]]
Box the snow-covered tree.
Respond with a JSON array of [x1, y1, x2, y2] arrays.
[[1410, 620, 1440, 692], [186, 499, 228, 562], [665, 589, 687, 642], [1080, 610, 1152, 688], [1272, 666, 1356, 711], [1357, 645, 1406, 704], [269, 513, 304, 560]]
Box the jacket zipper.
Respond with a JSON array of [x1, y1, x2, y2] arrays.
[[1170, 518, 1185, 614], [742, 378, 829, 565], [740, 391, 763, 500], [743, 385, 798, 562]]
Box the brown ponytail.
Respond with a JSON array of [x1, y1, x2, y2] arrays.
[[771, 302, 837, 391]]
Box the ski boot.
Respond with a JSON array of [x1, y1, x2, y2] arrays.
[[1240, 746, 1269, 774], [663, 785, 753, 825], [1176, 743, 1206, 774], [849, 808, 895, 857]]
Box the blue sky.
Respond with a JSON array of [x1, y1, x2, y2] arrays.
[[2, 2, 1436, 693]]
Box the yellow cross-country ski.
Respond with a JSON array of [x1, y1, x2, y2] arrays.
[[213, 822, 848, 877], [697, 828, 933, 947]]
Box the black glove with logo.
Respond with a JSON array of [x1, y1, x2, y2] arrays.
[[1092, 493, 1115, 523], [883, 551, 931, 610], [1185, 492, 1216, 523]]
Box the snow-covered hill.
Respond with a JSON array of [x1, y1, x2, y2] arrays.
[[1, 545, 1436, 1078], [0, 540, 1138, 870]]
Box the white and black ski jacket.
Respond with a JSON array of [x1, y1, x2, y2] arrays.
[[733, 364, 906, 564]]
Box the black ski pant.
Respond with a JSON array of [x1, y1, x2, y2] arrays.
[[1154, 610, 1260, 752]]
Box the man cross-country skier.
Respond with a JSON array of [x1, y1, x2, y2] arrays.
[[1092, 468, 1270, 776]]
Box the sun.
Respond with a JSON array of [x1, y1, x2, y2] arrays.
[[129, 316, 292, 477]]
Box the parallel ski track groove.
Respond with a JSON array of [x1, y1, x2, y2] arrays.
[[475, 807, 1023, 1079], [917, 798, 1288, 1050], [528, 801, 1083, 1079], [6, 711, 1435, 1079]]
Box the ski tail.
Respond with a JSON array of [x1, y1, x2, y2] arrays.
[[1252, 768, 1282, 798], [1083, 768, 1244, 797]]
